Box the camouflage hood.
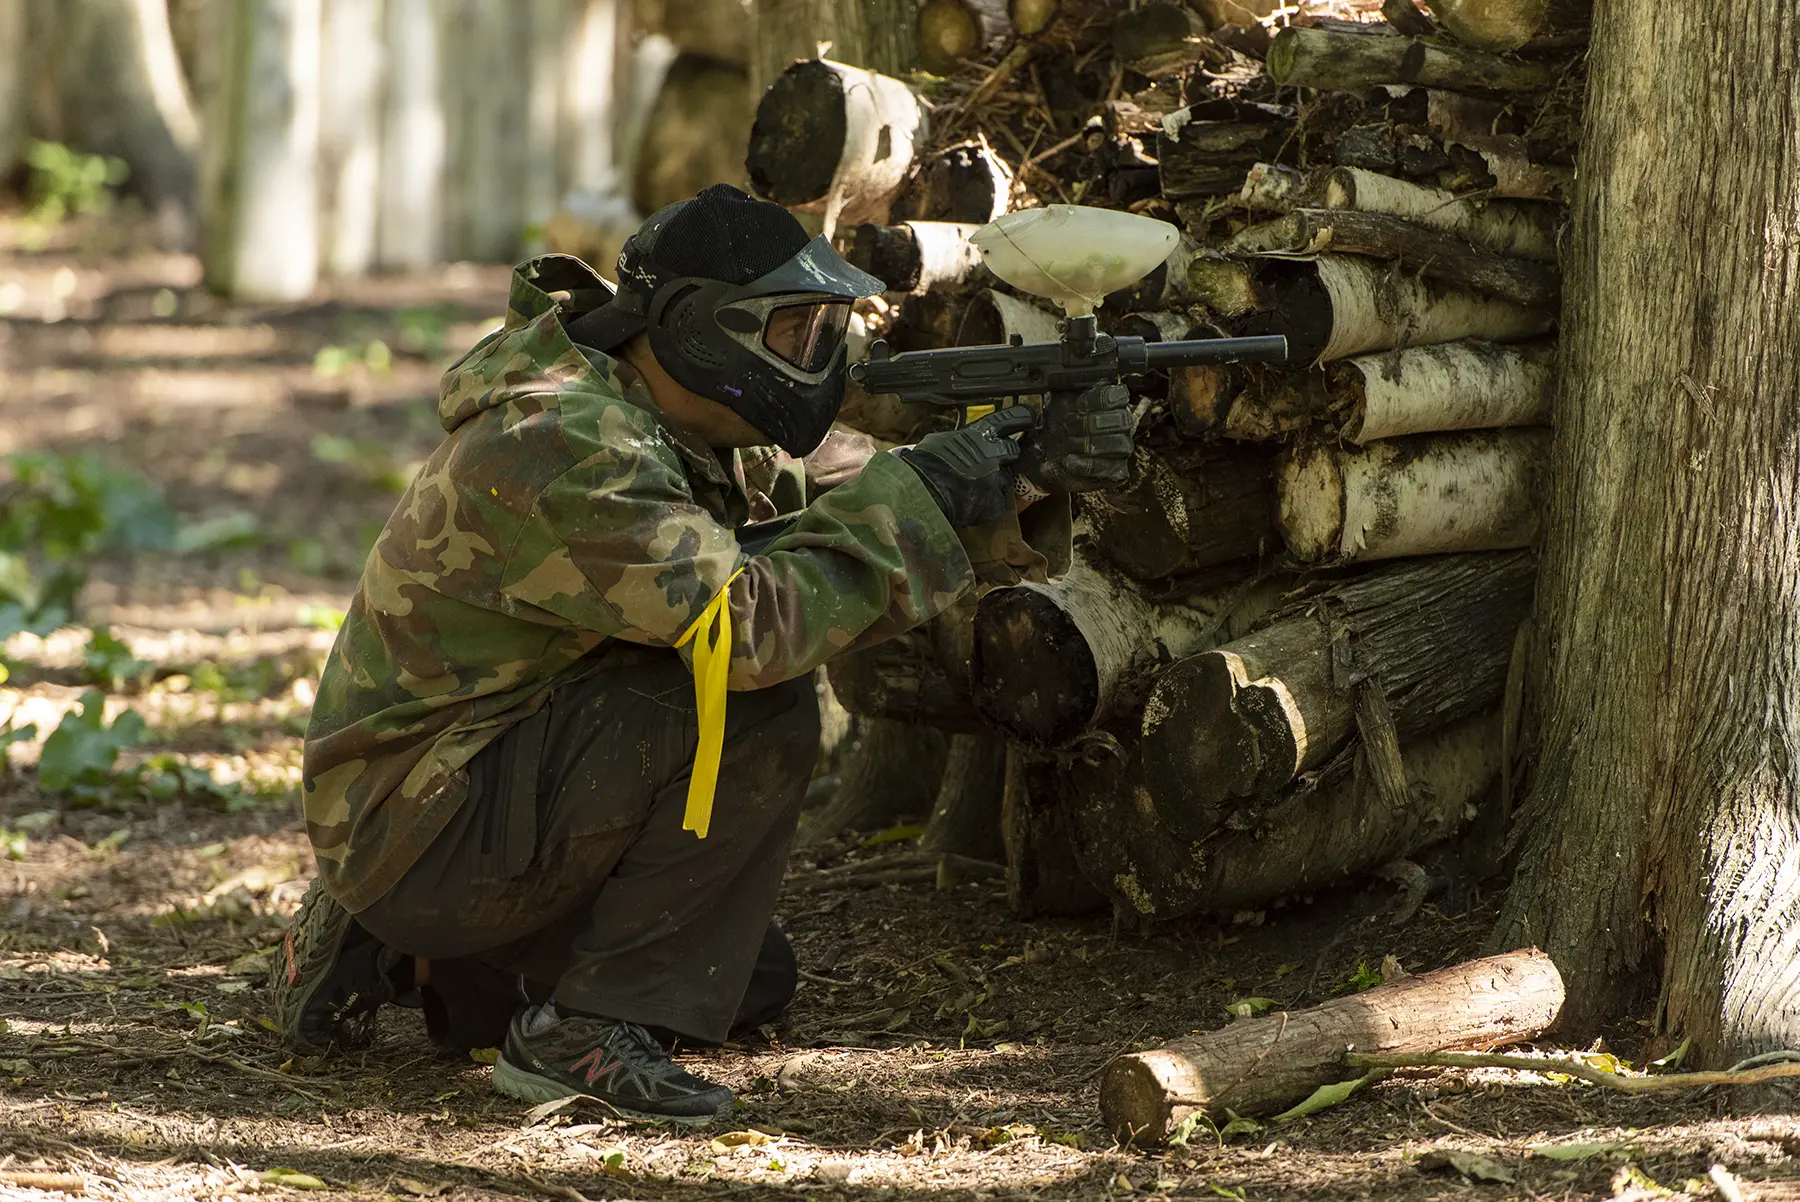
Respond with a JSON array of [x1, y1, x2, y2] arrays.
[[437, 255, 617, 433]]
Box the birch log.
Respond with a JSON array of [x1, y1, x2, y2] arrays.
[[970, 562, 1278, 746], [1266, 25, 1557, 92], [746, 59, 927, 231], [848, 221, 989, 294], [1226, 208, 1560, 308], [201, 0, 321, 299], [1341, 341, 1554, 442], [1211, 256, 1553, 365], [1278, 429, 1549, 562], [956, 289, 1064, 346], [1080, 444, 1280, 581], [904, 139, 1015, 224], [1138, 552, 1535, 838], [1325, 167, 1559, 262], [1100, 947, 1563, 1139]]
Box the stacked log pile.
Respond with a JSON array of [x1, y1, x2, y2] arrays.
[[746, 0, 1586, 924]]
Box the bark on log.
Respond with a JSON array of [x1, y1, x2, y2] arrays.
[[1100, 947, 1563, 1139], [746, 59, 927, 231], [825, 628, 987, 731], [1238, 162, 1317, 212], [1278, 429, 1549, 562], [799, 716, 948, 844], [1003, 745, 1108, 918], [971, 562, 1280, 746], [1340, 340, 1554, 442], [1102, 235, 1200, 316], [1226, 208, 1560, 309], [1324, 167, 1559, 262], [1208, 256, 1554, 365], [847, 221, 990, 294], [751, 0, 914, 96], [1266, 25, 1557, 93], [1138, 553, 1534, 838], [918, 0, 1009, 74], [631, 53, 755, 217], [1429, 0, 1591, 51], [920, 733, 1007, 860], [1158, 118, 1296, 200], [1079, 444, 1281, 581]]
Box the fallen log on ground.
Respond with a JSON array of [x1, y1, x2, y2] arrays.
[[1324, 167, 1559, 262], [1079, 444, 1281, 580], [746, 59, 926, 229], [1278, 428, 1549, 562], [1226, 209, 1560, 309], [956, 289, 1064, 347], [1266, 25, 1558, 93], [1177, 342, 1555, 443], [1191, 255, 1554, 364], [971, 561, 1281, 746], [847, 221, 990, 294], [1100, 948, 1564, 1140], [1138, 552, 1535, 835]]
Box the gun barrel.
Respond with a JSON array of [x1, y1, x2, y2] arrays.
[[1142, 335, 1289, 369]]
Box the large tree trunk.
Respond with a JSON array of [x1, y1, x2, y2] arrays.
[[1494, 0, 1800, 1062], [375, 0, 443, 270], [33, 0, 201, 231], [630, 52, 755, 216], [0, 0, 26, 181], [750, 0, 915, 97], [318, 0, 383, 277], [200, 0, 320, 299]]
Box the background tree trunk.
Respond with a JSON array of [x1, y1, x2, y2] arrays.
[[200, 0, 320, 299], [1494, 0, 1800, 1062], [751, 0, 916, 96], [318, 0, 383, 277], [375, 0, 443, 270]]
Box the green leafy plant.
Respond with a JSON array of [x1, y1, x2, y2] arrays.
[[24, 141, 128, 225], [313, 339, 392, 379], [396, 305, 454, 357], [1341, 960, 1383, 993], [37, 690, 146, 804], [83, 627, 152, 691]]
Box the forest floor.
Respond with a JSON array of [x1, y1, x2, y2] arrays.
[[3, 212, 1799, 1202]]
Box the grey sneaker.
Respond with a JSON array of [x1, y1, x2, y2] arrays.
[[270, 877, 401, 1052], [492, 1004, 732, 1124]]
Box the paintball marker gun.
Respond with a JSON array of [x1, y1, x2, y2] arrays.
[[849, 204, 1287, 427]]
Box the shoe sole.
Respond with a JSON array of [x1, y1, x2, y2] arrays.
[[491, 1055, 724, 1127], [271, 878, 360, 1055]]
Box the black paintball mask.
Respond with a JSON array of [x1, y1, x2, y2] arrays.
[[564, 184, 884, 456]]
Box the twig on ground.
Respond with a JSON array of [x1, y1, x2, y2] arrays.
[[0, 1170, 85, 1194], [785, 853, 1003, 893], [1345, 1049, 1800, 1093], [522, 1175, 594, 1202]]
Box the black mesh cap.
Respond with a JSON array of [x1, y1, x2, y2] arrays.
[[633, 184, 811, 286]]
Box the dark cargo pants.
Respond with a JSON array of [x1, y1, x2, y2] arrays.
[[356, 645, 820, 1047]]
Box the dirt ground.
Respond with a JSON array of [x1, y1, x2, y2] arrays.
[[4, 213, 1799, 1202]]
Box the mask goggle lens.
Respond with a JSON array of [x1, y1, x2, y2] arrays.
[[761, 301, 851, 373]]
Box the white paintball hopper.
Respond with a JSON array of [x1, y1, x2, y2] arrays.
[[968, 206, 1181, 317]]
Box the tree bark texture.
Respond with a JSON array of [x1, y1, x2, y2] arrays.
[[1493, 0, 1800, 1062], [920, 733, 1007, 859], [799, 715, 949, 845], [637, 0, 752, 67], [1100, 948, 1563, 1140], [1324, 167, 1560, 262], [1139, 552, 1534, 838], [825, 628, 986, 732], [751, 0, 916, 99], [629, 52, 754, 217], [1003, 745, 1108, 918], [375, 0, 443, 270], [318, 0, 384, 277]]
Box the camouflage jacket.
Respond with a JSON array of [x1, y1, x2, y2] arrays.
[[303, 256, 1062, 911]]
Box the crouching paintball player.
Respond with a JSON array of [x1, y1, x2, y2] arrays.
[[271, 185, 1131, 1123]]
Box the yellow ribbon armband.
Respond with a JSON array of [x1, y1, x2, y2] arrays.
[[673, 565, 747, 839]]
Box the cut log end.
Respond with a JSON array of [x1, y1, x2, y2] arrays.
[[1140, 653, 1278, 838], [972, 586, 1102, 747], [918, 0, 984, 73], [1275, 443, 1344, 561], [746, 60, 847, 206], [1009, 0, 1059, 36]]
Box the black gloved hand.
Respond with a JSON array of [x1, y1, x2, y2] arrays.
[[895, 405, 1037, 528], [1020, 382, 1135, 494]]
